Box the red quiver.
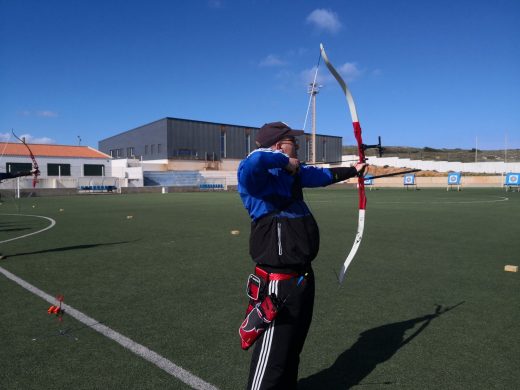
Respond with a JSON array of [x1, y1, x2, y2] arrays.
[[47, 304, 64, 321], [47, 305, 60, 315], [239, 294, 278, 350]]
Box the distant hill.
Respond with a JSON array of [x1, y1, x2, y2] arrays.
[[342, 146, 520, 163]]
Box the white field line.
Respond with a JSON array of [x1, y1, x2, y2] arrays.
[[0, 214, 219, 390], [0, 213, 56, 244]]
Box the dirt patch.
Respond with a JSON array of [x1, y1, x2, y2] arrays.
[[368, 165, 445, 177]]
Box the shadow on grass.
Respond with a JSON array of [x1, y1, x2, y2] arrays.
[[299, 302, 464, 389], [0, 227, 32, 233], [5, 241, 133, 258], [0, 221, 32, 232]]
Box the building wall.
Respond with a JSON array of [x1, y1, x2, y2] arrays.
[[99, 118, 168, 160], [2, 156, 112, 178], [99, 117, 343, 164], [167, 118, 262, 160], [301, 134, 342, 162], [1, 156, 113, 189]]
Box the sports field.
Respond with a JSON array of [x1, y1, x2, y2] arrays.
[[0, 188, 518, 389]]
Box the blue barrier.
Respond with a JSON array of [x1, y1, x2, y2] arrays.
[[78, 185, 116, 192], [199, 183, 224, 190]]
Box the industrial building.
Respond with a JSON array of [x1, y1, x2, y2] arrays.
[[98, 117, 343, 171]]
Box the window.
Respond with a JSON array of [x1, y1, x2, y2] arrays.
[[322, 140, 327, 161], [84, 164, 104, 176], [157, 144, 161, 154], [126, 147, 134, 157], [151, 144, 155, 155], [6, 162, 32, 174], [48, 164, 71, 176], [220, 131, 226, 158], [245, 133, 251, 155]]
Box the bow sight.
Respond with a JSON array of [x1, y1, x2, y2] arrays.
[[362, 136, 384, 158]]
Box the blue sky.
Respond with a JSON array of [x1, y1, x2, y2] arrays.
[[1, 0, 519, 150]]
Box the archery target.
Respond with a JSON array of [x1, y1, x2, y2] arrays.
[[404, 175, 415, 185], [505, 173, 519, 185], [448, 173, 461, 185]]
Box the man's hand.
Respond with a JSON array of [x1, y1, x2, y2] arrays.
[[285, 158, 300, 175], [354, 162, 368, 176]]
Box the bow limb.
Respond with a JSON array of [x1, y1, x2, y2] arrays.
[[320, 43, 367, 284], [12, 130, 40, 188]]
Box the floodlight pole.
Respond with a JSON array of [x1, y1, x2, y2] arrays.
[[504, 133, 508, 163], [475, 136, 478, 163], [308, 82, 321, 164]]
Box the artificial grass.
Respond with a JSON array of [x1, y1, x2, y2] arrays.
[[0, 188, 518, 389]]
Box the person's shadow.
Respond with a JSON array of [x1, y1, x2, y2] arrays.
[[298, 303, 464, 389]]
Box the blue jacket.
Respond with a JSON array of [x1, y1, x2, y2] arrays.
[[238, 148, 355, 268], [238, 148, 335, 221]]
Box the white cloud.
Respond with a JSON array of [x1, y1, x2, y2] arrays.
[[0, 132, 55, 144], [19, 134, 56, 144], [17, 110, 58, 118], [37, 110, 58, 117], [300, 66, 332, 86], [338, 62, 362, 82], [300, 62, 362, 88], [259, 54, 287, 67], [306, 9, 342, 34]]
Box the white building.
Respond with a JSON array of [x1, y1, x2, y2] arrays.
[[0, 142, 114, 189]]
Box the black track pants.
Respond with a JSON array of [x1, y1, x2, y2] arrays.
[[247, 270, 315, 390]]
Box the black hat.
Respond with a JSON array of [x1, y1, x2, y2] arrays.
[[255, 122, 304, 148]]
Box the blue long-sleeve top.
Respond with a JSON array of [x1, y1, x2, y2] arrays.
[[237, 148, 338, 221]]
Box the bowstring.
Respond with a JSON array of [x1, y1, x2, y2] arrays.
[[301, 49, 323, 213]]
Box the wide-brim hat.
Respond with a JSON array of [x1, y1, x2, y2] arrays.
[[255, 122, 304, 148]]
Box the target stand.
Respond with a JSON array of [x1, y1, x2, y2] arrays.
[[504, 173, 520, 192], [403, 174, 417, 191], [447, 172, 462, 191]]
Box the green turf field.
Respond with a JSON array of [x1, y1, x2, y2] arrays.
[[0, 188, 518, 389]]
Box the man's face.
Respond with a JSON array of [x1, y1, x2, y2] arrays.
[[276, 137, 299, 158]]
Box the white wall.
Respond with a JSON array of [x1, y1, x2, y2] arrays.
[[0, 156, 113, 189], [343, 155, 520, 174]]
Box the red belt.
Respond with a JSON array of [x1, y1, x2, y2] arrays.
[[255, 266, 298, 282]]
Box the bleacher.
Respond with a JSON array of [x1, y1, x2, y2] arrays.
[[143, 171, 203, 187]]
